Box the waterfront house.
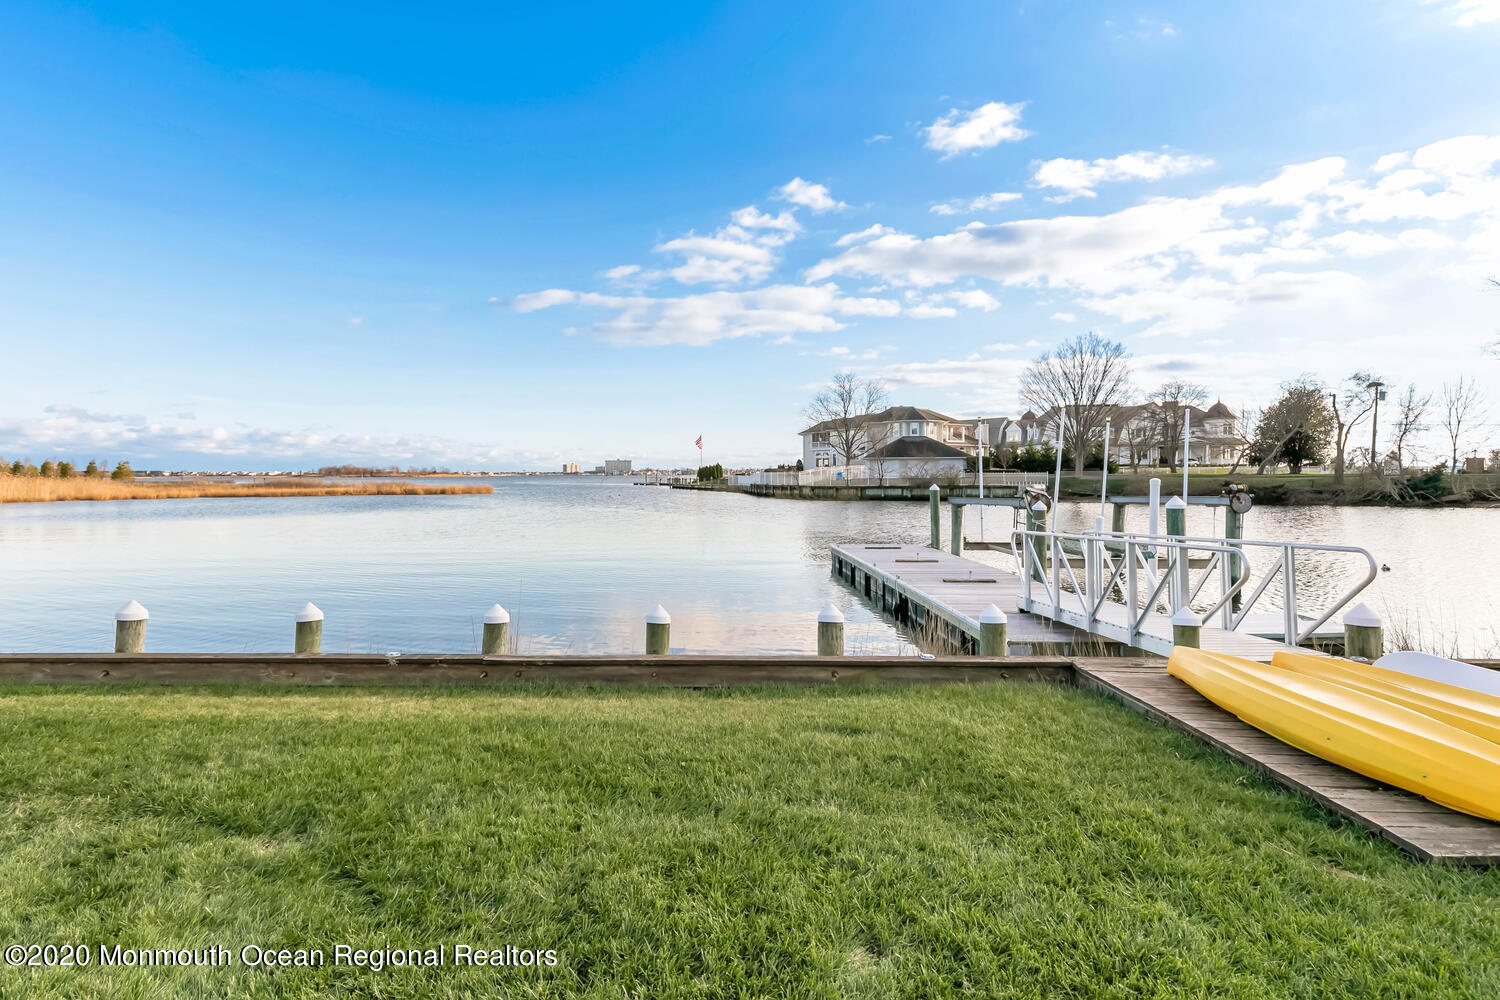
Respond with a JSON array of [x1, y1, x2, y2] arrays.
[[800, 406, 978, 471], [973, 400, 1247, 467]]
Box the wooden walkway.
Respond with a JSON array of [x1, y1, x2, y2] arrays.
[[832, 543, 1320, 660], [1074, 659, 1500, 865], [831, 543, 1089, 653]]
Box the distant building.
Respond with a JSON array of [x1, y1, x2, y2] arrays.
[[603, 459, 632, 476], [562, 463, 581, 474]]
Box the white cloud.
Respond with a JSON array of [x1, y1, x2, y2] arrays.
[[835, 224, 897, 246], [930, 192, 1023, 215], [943, 289, 1002, 311], [1032, 150, 1213, 201], [807, 134, 1500, 338], [510, 283, 907, 347], [865, 134, 892, 144], [2, 410, 566, 470], [1373, 151, 1411, 173], [1050, 312, 1077, 322], [730, 206, 802, 232], [905, 304, 959, 319], [512, 288, 578, 312], [774, 177, 847, 213], [922, 101, 1029, 158], [602, 264, 642, 280], [1425, 0, 1500, 26]]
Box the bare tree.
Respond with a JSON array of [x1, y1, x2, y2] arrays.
[[1020, 332, 1133, 473], [1441, 376, 1486, 473], [803, 372, 890, 467], [1388, 383, 1432, 473], [1119, 420, 1150, 471], [1225, 404, 1259, 475], [1328, 371, 1381, 485], [1145, 380, 1208, 473]]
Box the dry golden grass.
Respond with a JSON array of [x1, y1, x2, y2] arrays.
[[0, 476, 492, 504]]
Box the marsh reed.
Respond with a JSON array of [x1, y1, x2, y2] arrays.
[[0, 477, 492, 504]]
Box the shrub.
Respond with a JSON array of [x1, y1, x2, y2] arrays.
[[57, 461, 74, 478], [111, 461, 134, 481]]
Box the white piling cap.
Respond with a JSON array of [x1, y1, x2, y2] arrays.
[[645, 604, 672, 625], [115, 600, 148, 622], [1030, 500, 1048, 511], [483, 603, 510, 624], [818, 602, 845, 624], [1343, 602, 1382, 628], [979, 603, 1008, 625], [296, 602, 324, 623], [1165, 496, 1187, 509], [928, 483, 941, 492], [1170, 607, 1199, 626]]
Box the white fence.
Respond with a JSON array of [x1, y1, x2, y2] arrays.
[[733, 468, 1051, 489]]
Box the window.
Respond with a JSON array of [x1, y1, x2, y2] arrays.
[[909, 423, 920, 435], [811, 432, 829, 444], [816, 456, 831, 467]]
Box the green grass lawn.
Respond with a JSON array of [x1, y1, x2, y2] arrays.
[[1, 683, 1497, 999]]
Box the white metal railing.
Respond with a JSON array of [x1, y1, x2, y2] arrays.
[[1009, 528, 1377, 646]]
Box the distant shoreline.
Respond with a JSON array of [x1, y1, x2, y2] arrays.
[[0, 477, 493, 505]]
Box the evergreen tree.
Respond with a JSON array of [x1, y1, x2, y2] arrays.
[[111, 461, 134, 481]]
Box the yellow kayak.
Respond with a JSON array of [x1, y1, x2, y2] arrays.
[[1167, 647, 1500, 822], [1272, 650, 1500, 746]]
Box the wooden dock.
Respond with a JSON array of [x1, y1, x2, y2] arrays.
[[831, 542, 1090, 653], [1074, 658, 1500, 865], [831, 543, 1321, 660]]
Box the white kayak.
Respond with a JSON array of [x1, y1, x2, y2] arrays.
[[1375, 650, 1500, 699]]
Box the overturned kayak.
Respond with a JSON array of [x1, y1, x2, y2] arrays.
[[1167, 647, 1500, 822], [1271, 650, 1500, 746], [1375, 650, 1500, 699]]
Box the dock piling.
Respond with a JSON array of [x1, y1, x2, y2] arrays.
[[928, 484, 941, 549], [294, 602, 323, 654], [950, 502, 963, 557], [113, 600, 148, 653], [817, 602, 845, 656], [645, 604, 672, 655], [979, 603, 1007, 656], [1165, 496, 1188, 610], [1170, 607, 1201, 648], [481, 603, 510, 654], [1026, 500, 1048, 582], [1343, 603, 1383, 661]]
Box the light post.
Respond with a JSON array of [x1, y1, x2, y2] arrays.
[[1367, 380, 1385, 474]]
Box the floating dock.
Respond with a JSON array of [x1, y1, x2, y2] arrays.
[[831, 542, 1325, 660], [1074, 658, 1500, 865]]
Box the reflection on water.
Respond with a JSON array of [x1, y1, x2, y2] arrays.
[[0, 478, 928, 654], [1, 479, 1495, 655]]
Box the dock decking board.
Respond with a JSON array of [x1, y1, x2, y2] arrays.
[[1073, 658, 1500, 865]]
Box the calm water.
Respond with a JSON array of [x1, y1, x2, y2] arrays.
[[1, 477, 1496, 655]]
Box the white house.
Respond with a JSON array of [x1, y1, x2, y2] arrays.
[[974, 401, 1247, 467], [800, 405, 976, 477]]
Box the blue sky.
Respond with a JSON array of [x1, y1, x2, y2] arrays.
[[2, 0, 1499, 470]]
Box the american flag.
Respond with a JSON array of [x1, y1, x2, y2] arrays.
[[695, 435, 702, 449]]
